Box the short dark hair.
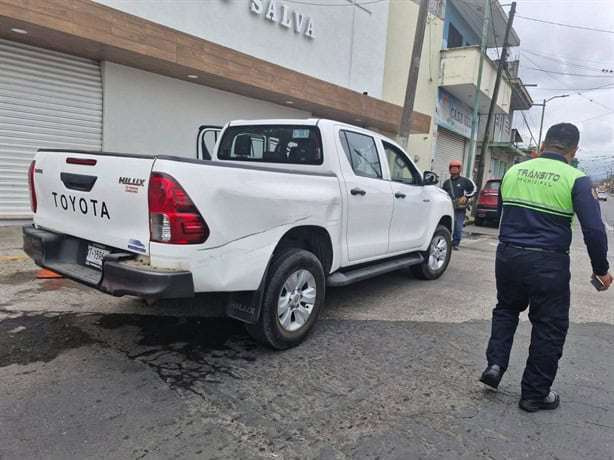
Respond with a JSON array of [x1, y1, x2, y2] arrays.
[[543, 123, 579, 153]]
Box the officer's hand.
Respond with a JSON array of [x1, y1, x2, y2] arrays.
[[594, 272, 613, 291]]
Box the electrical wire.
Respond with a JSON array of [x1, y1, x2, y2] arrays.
[[520, 50, 613, 73], [516, 15, 614, 34], [283, 0, 385, 6], [522, 53, 614, 112], [520, 48, 614, 71], [533, 85, 614, 92], [580, 111, 614, 123], [520, 111, 537, 146], [520, 66, 614, 78]]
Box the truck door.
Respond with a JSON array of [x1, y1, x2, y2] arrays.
[[337, 128, 393, 262], [382, 141, 430, 253]]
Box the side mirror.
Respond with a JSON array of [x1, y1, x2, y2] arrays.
[[423, 171, 439, 186]]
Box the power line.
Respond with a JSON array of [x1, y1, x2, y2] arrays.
[[522, 53, 614, 115], [521, 65, 614, 78], [521, 48, 614, 67], [520, 49, 613, 73], [283, 0, 385, 6], [516, 15, 614, 34], [533, 84, 614, 91], [581, 111, 614, 123], [520, 111, 537, 146]]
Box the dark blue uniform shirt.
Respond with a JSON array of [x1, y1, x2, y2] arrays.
[[498, 153, 609, 276]]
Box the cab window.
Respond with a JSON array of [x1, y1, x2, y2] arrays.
[[218, 125, 323, 164], [339, 130, 382, 179], [383, 141, 420, 185]]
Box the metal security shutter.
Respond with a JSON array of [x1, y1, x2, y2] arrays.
[[432, 127, 466, 182], [0, 39, 102, 219]]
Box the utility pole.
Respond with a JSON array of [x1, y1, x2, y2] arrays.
[[465, 0, 491, 179], [475, 2, 516, 191], [398, 0, 429, 149], [536, 94, 570, 149]]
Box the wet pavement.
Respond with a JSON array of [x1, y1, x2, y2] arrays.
[[1, 219, 613, 459]]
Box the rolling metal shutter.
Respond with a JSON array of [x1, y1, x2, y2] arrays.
[[0, 39, 102, 219], [432, 127, 466, 182]]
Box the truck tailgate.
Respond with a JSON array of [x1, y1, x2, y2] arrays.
[[33, 150, 155, 255]]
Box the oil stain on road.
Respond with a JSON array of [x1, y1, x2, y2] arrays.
[[1, 312, 259, 395]]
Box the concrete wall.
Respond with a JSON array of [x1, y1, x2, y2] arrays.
[[94, 0, 389, 99], [101, 62, 309, 157], [439, 47, 512, 114], [382, 1, 444, 172]]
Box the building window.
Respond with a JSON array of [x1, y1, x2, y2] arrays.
[[448, 24, 463, 48]]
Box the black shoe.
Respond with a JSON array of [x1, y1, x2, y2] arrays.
[[519, 391, 560, 412], [453, 245, 459, 251], [479, 364, 503, 389]]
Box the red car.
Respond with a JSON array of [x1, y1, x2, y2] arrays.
[[475, 179, 501, 226]]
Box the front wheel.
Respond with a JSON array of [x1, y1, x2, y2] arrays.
[[245, 248, 325, 349], [411, 225, 452, 280]]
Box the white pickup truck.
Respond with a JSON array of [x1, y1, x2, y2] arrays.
[[23, 119, 453, 348]]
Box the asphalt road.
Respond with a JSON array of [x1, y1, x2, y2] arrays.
[[1, 194, 613, 459]]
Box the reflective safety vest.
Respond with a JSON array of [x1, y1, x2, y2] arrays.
[[501, 157, 585, 219]]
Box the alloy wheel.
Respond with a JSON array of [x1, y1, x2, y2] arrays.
[[427, 234, 448, 271], [277, 269, 317, 332]]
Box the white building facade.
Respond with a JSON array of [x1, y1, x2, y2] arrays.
[[1, 0, 431, 219]]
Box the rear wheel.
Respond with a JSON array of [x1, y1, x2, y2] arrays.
[[245, 248, 325, 349], [411, 225, 452, 280], [475, 216, 484, 226]]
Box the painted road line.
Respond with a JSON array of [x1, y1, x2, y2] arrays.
[[0, 254, 29, 261]]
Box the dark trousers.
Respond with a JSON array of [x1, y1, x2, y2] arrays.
[[453, 209, 465, 246], [486, 244, 570, 400]]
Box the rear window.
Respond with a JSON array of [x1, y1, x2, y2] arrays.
[[217, 125, 323, 165], [485, 180, 501, 190]]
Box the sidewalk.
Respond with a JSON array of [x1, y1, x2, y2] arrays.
[[463, 220, 500, 239]]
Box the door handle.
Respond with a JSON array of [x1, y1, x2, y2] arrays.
[[60, 172, 97, 192], [350, 188, 366, 196], [423, 199, 430, 202], [394, 192, 406, 199]]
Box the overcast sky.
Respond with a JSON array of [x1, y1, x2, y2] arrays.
[[501, 0, 614, 179]]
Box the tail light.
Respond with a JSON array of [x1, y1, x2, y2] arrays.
[[28, 160, 37, 213], [148, 173, 209, 244]]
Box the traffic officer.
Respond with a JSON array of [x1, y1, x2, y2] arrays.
[[479, 123, 612, 412], [442, 160, 476, 250]]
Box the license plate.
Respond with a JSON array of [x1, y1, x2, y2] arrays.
[[85, 243, 110, 270]]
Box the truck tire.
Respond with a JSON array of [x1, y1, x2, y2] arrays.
[[411, 225, 452, 280], [246, 248, 325, 349]]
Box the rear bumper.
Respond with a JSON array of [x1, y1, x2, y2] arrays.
[[22, 225, 194, 298], [476, 206, 499, 219]]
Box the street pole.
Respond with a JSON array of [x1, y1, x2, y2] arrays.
[[398, 0, 429, 149], [537, 98, 546, 151], [475, 1, 516, 191], [465, 0, 490, 179], [537, 94, 570, 149]]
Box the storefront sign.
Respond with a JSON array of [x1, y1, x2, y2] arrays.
[[436, 89, 472, 138], [250, 0, 315, 39]]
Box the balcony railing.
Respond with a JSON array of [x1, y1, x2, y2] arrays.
[[439, 46, 512, 115]]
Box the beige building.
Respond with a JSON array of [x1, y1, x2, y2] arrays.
[[382, 0, 532, 185]]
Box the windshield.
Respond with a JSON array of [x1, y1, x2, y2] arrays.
[[217, 125, 323, 165]]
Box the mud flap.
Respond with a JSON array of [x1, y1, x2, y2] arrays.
[[225, 259, 271, 324], [225, 291, 262, 324]]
